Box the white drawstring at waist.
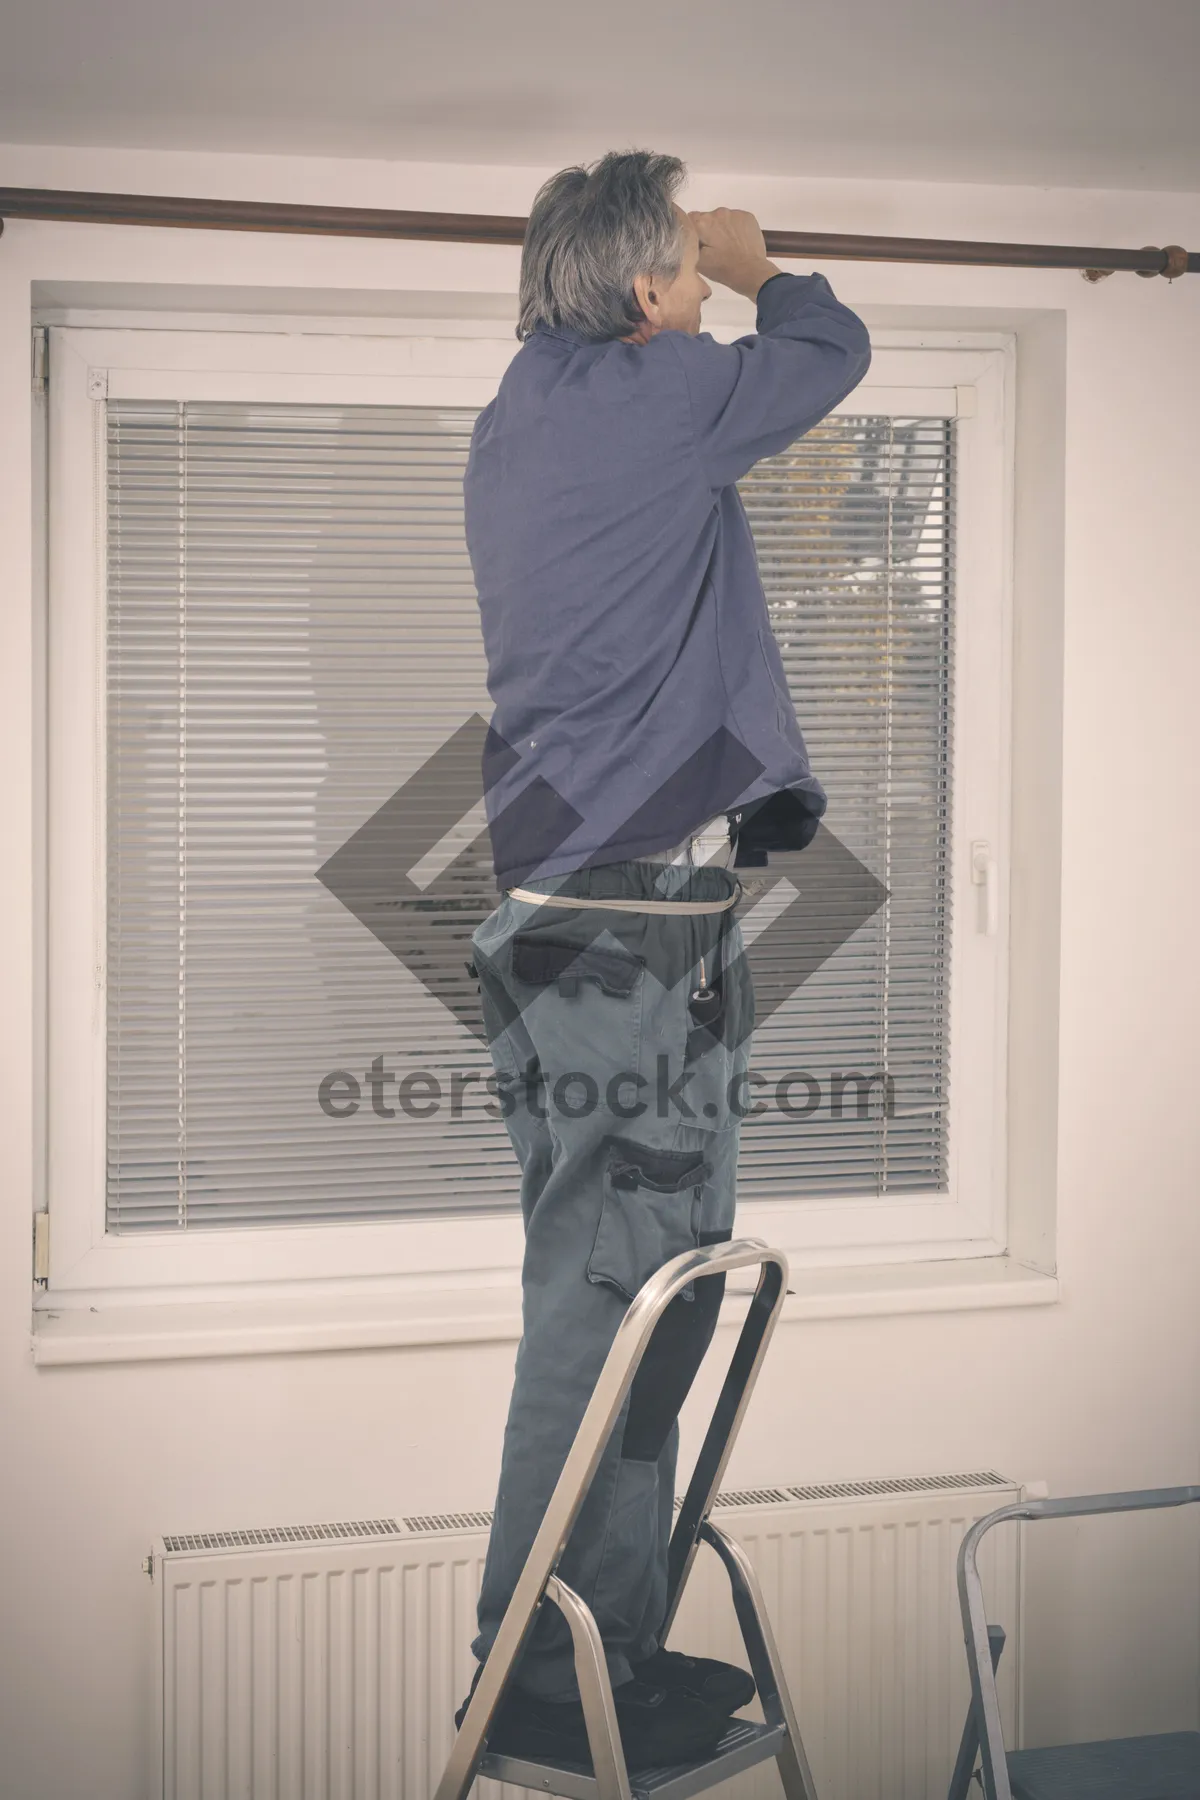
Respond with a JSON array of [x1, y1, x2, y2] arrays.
[[504, 886, 740, 915]]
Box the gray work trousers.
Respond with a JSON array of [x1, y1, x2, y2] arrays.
[[469, 855, 755, 1699]]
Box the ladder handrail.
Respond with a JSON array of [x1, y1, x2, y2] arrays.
[[434, 1237, 791, 1800], [956, 1486, 1200, 1800]]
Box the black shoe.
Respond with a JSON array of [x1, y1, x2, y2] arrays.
[[455, 1669, 730, 1770], [629, 1645, 757, 1713]]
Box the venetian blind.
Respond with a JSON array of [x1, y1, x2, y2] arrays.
[[105, 400, 951, 1232], [737, 418, 953, 1200]]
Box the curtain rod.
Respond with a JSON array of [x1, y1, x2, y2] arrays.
[[0, 186, 1194, 279]]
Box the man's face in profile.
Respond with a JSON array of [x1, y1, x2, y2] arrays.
[[627, 206, 712, 343], [659, 208, 712, 335]]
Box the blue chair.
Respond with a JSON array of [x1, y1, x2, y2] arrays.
[[948, 1487, 1200, 1800]]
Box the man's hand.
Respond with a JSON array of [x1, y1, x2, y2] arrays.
[[689, 208, 782, 302]]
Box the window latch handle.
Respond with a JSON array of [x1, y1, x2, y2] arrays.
[[971, 839, 998, 936]]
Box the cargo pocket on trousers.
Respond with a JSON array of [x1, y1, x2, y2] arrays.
[[587, 1136, 713, 1305]]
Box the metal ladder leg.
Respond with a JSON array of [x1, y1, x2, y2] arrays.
[[699, 1522, 820, 1800], [946, 1626, 1006, 1800], [656, 1250, 821, 1799], [433, 1238, 801, 1800], [546, 1576, 634, 1800]]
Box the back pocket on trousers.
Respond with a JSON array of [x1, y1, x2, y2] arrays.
[[510, 931, 647, 1110], [587, 1136, 712, 1304]]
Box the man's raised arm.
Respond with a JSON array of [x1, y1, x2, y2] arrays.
[[668, 206, 872, 490]]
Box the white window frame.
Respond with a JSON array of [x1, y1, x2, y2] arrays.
[[39, 319, 1014, 1316]]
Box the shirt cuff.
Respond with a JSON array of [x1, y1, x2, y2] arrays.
[[754, 270, 798, 330]]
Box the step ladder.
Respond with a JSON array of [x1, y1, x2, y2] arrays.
[[433, 1238, 820, 1800]]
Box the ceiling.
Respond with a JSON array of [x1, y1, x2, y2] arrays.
[[4, 0, 1200, 193]]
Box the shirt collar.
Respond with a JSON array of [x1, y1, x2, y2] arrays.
[[531, 321, 610, 349]]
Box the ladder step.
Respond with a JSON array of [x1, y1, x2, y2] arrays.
[[479, 1717, 788, 1800]]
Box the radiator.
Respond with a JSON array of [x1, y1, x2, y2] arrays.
[[153, 1471, 1023, 1800]]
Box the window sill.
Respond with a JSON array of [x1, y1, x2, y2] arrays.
[[30, 1255, 1058, 1367]]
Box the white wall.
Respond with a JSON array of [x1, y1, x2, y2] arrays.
[[2, 140, 1199, 1799]]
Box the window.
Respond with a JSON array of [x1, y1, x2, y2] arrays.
[[41, 321, 1011, 1309]]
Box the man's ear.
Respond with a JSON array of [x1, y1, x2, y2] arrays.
[[632, 271, 660, 324]]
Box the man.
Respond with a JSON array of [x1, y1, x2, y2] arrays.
[[460, 150, 871, 1770]]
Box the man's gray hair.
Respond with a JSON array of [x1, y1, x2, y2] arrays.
[[517, 150, 687, 344]]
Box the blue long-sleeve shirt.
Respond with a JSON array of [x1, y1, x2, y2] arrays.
[[464, 270, 872, 889]]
